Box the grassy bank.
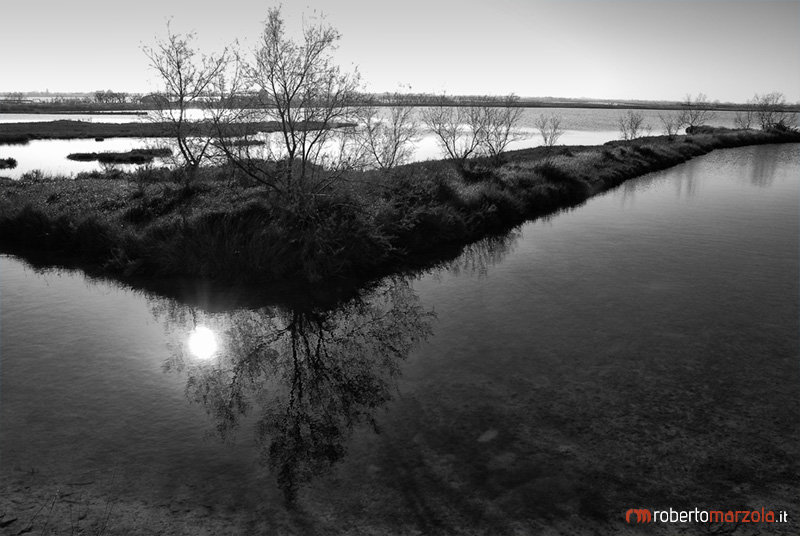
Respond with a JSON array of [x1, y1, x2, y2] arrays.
[[67, 148, 172, 164], [2, 128, 799, 286], [0, 101, 149, 114]]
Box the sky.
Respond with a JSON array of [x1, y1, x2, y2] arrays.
[[1, 0, 798, 103]]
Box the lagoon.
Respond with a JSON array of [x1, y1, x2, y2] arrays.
[[1, 143, 797, 534]]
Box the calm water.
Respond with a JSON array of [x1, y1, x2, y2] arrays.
[[0, 108, 755, 179], [1, 144, 798, 533], [0, 137, 151, 178]]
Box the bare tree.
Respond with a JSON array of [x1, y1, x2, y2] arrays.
[[753, 92, 796, 130], [678, 92, 716, 131], [204, 49, 260, 166], [94, 90, 129, 104], [477, 95, 527, 162], [618, 110, 650, 140], [143, 22, 230, 184], [422, 94, 529, 169], [236, 7, 363, 199], [733, 103, 756, 129], [357, 94, 420, 170], [421, 94, 485, 170], [2, 92, 25, 102], [657, 111, 682, 137], [535, 112, 565, 147]]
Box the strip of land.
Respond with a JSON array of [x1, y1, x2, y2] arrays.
[[67, 148, 172, 164], [0, 119, 289, 144], [4, 97, 796, 114], [1, 127, 799, 289]]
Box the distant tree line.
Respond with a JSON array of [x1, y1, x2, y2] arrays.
[[2, 92, 26, 102], [93, 90, 133, 104]]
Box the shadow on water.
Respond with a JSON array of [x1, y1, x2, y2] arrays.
[[140, 230, 524, 506], [151, 276, 435, 504], [0, 227, 532, 535], [749, 144, 782, 188]]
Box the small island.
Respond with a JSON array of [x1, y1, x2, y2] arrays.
[[66, 147, 172, 164]]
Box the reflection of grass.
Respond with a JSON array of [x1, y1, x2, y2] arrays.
[[0, 134, 30, 145], [1, 128, 799, 285], [67, 148, 172, 164]]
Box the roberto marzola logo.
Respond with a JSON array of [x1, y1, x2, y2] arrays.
[[625, 507, 787, 524], [626, 509, 651, 523]]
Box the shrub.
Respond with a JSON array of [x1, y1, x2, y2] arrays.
[[633, 145, 657, 158], [534, 160, 576, 183], [601, 149, 619, 161], [0, 157, 17, 169], [618, 110, 650, 140], [67, 148, 172, 164]]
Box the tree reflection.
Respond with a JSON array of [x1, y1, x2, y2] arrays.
[[749, 145, 779, 188], [152, 277, 434, 502]]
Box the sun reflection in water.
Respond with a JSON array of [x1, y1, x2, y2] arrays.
[[187, 325, 218, 360]]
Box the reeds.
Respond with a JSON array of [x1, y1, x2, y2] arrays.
[[67, 148, 172, 164], [0, 157, 17, 169]]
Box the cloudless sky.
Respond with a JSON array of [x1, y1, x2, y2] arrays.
[[1, 0, 798, 103]]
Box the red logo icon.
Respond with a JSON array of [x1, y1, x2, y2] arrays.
[[626, 509, 652, 523]]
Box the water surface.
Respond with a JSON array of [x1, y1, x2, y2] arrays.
[[1, 143, 798, 533]]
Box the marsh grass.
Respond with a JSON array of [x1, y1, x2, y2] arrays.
[[0, 119, 347, 142], [0, 133, 30, 145], [67, 148, 172, 165], [2, 127, 799, 285], [0, 157, 17, 169]]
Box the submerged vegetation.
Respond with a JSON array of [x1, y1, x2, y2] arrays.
[[2, 127, 798, 286]]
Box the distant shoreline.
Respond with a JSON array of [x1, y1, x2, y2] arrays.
[[2, 99, 797, 115]]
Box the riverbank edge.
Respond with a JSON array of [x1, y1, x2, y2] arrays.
[[1, 128, 799, 300]]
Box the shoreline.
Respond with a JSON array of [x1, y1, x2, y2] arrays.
[[2, 128, 799, 297], [3, 99, 798, 115]]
